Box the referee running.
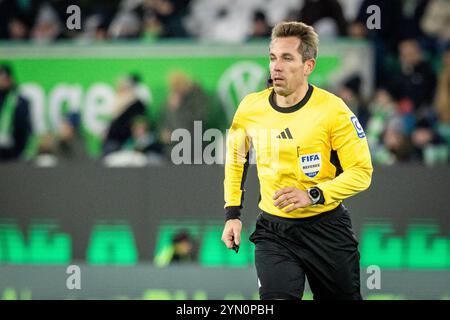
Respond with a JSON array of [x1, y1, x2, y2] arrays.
[[221, 21, 373, 300]]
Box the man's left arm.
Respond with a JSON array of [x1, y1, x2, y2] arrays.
[[315, 100, 373, 204]]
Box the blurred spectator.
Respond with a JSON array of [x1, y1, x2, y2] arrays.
[[108, 10, 142, 39], [154, 229, 198, 267], [348, 0, 401, 86], [108, 0, 191, 40], [170, 229, 198, 264], [8, 17, 29, 40], [56, 112, 88, 162], [127, 116, 163, 154], [32, 112, 88, 166], [31, 2, 63, 43], [433, 47, 450, 148], [365, 89, 400, 164], [141, 0, 191, 38], [389, 39, 436, 117], [102, 74, 147, 156], [411, 118, 448, 165], [141, 11, 164, 40], [79, 14, 109, 41], [78, 1, 121, 41], [350, 0, 429, 45], [294, 0, 348, 37], [103, 112, 166, 166], [0, 64, 32, 162], [0, 0, 38, 40], [366, 89, 398, 142], [397, 0, 430, 41], [382, 117, 414, 164], [349, 0, 430, 86], [337, 75, 370, 128], [247, 10, 271, 40], [105, 115, 167, 165], [421, 0, 450, 50], [160, 71, 208, 152]]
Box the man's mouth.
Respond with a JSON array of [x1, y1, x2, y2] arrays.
[[273, 76, 284, 82]]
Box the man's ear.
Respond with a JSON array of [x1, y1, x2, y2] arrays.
[[304, 59, 316, 76]]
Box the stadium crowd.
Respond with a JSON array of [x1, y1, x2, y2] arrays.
[[0, 0, 449, 166]]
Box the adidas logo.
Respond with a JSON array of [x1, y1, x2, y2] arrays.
[[276, 128, 293, 139]]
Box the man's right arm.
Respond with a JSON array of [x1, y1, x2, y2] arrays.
[[223, 108, 250, 220], [222, 104, 250, 248]]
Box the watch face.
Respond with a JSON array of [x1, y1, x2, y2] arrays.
[[310, 189, 319, 199]]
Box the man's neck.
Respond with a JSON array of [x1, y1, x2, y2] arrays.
[[275, 82, 309, 107]]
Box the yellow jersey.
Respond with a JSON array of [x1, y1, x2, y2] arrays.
[[224, 84, 373, 219]]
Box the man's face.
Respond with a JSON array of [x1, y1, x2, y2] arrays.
[[0, 73, 12, 90], [399, 40, 421, 67], [269, 37, 312, 97], [174, 240, 193, 255]]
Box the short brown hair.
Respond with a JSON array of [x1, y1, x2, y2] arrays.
[[271, 21, 319, 62]]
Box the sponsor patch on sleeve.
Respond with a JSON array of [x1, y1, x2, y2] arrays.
[[350, 115, 366, 138]]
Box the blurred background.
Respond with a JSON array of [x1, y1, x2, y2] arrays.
[[0, 0, 449, 300]]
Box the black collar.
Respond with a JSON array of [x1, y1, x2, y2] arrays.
[[269, 84, 313, 113]]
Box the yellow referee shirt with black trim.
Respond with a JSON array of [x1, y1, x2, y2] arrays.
[[224, 84, 373, 219]]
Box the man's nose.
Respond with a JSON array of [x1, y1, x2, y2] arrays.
[[272, 61, 282, 72]]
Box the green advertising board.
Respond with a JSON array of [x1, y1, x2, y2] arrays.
[[1, 219, 448, 269]]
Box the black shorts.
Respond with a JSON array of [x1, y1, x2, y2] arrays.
[[249, 204, 362, 300]]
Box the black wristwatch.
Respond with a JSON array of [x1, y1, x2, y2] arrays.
[[307, 187, 321, 205]]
